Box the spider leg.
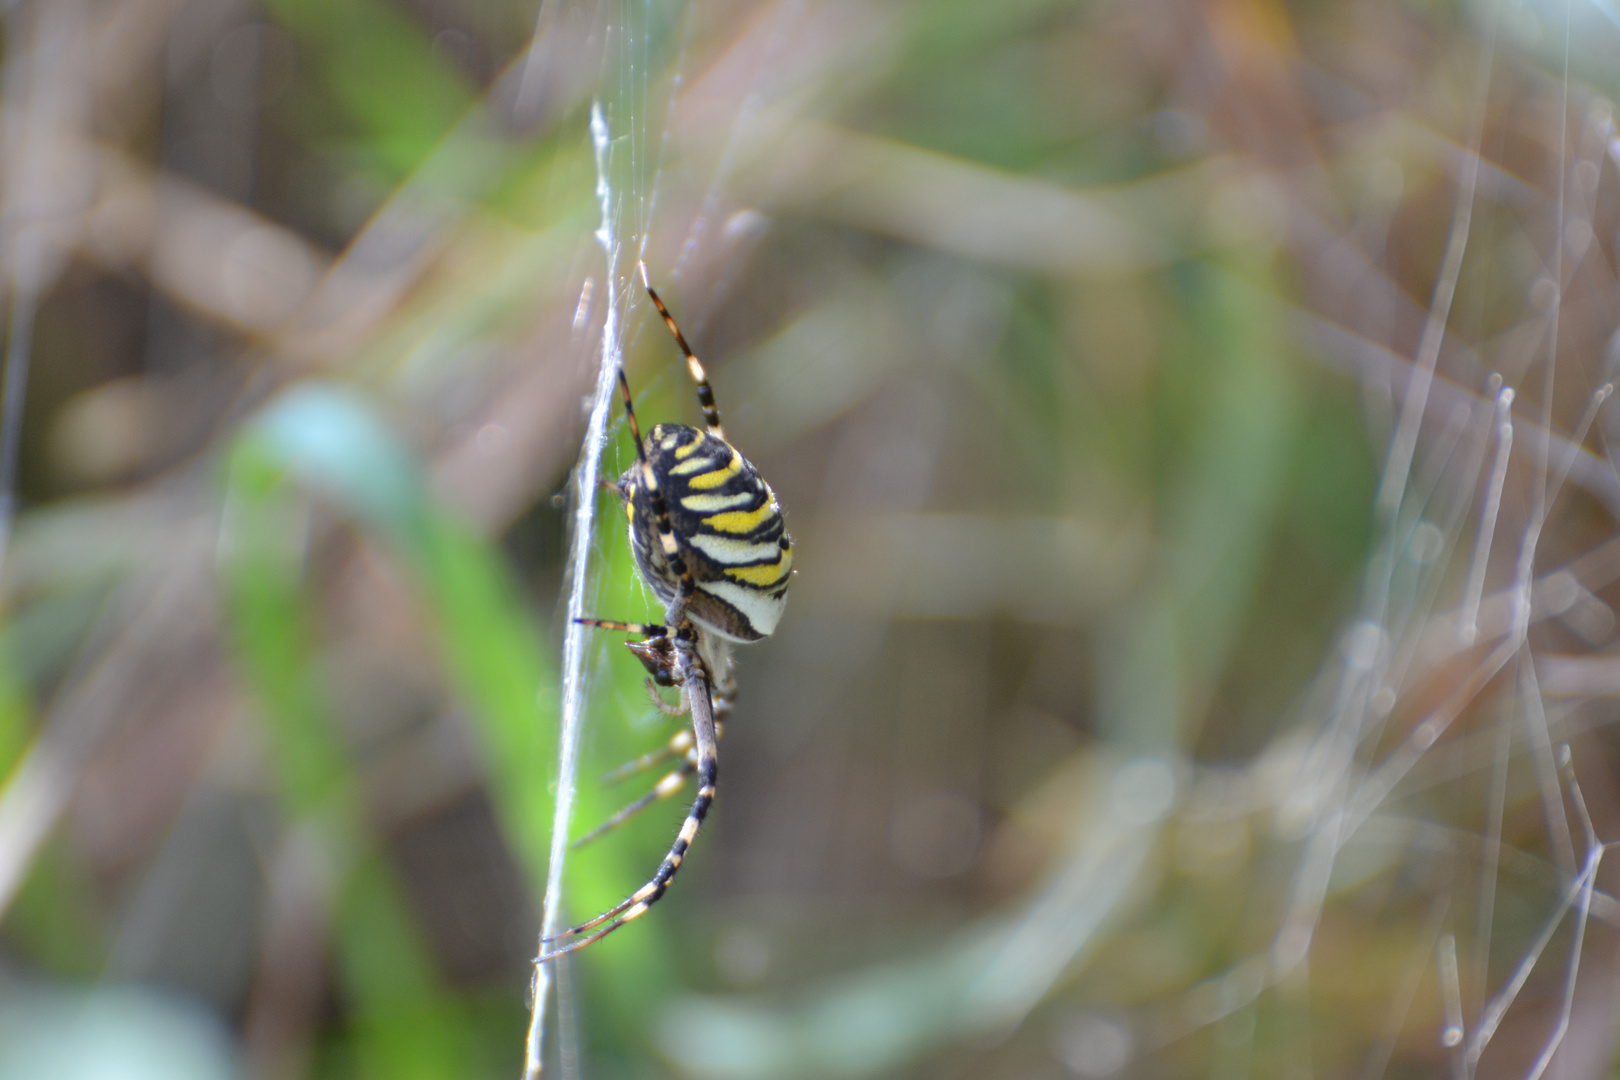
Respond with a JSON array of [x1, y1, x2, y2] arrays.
[[602, 725, 694, 784], [537, 660, 719, 961], [575, 618, 667, 636], [572, 762, 696, 850], [577, 617, 682, 694], [639, 262, 724, 440], [645, 678, 689, 716], [579, 716, 728, 849], [711, 668, 737, 717]]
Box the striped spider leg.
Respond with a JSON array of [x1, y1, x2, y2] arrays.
[[567, 619, 732, 851], [537, 637, 720, 959], [537, 267, 792, 961]]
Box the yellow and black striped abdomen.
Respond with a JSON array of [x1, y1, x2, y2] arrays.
[[621, 423, 793, 642]]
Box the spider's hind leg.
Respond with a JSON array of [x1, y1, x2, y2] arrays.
[[538, 655, 720, 961]]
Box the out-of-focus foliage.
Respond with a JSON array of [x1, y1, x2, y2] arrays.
[[0, 0, 1617, 1078]]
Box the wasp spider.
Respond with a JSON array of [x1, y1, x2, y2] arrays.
[[537, 264, 793, 961]]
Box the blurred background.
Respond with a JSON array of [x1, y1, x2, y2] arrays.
[[1, 0, 1619, 1077]]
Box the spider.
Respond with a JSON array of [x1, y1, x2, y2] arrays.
[[537, 264, 793, 961]]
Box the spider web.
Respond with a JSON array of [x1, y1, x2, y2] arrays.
[[1060, 4, 1618, 1071], [1264, 8, 1618, 1077], [520, 97, 625, 1080], [521, 1, 753, 1074], [517, 0, 1620, 1077]]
